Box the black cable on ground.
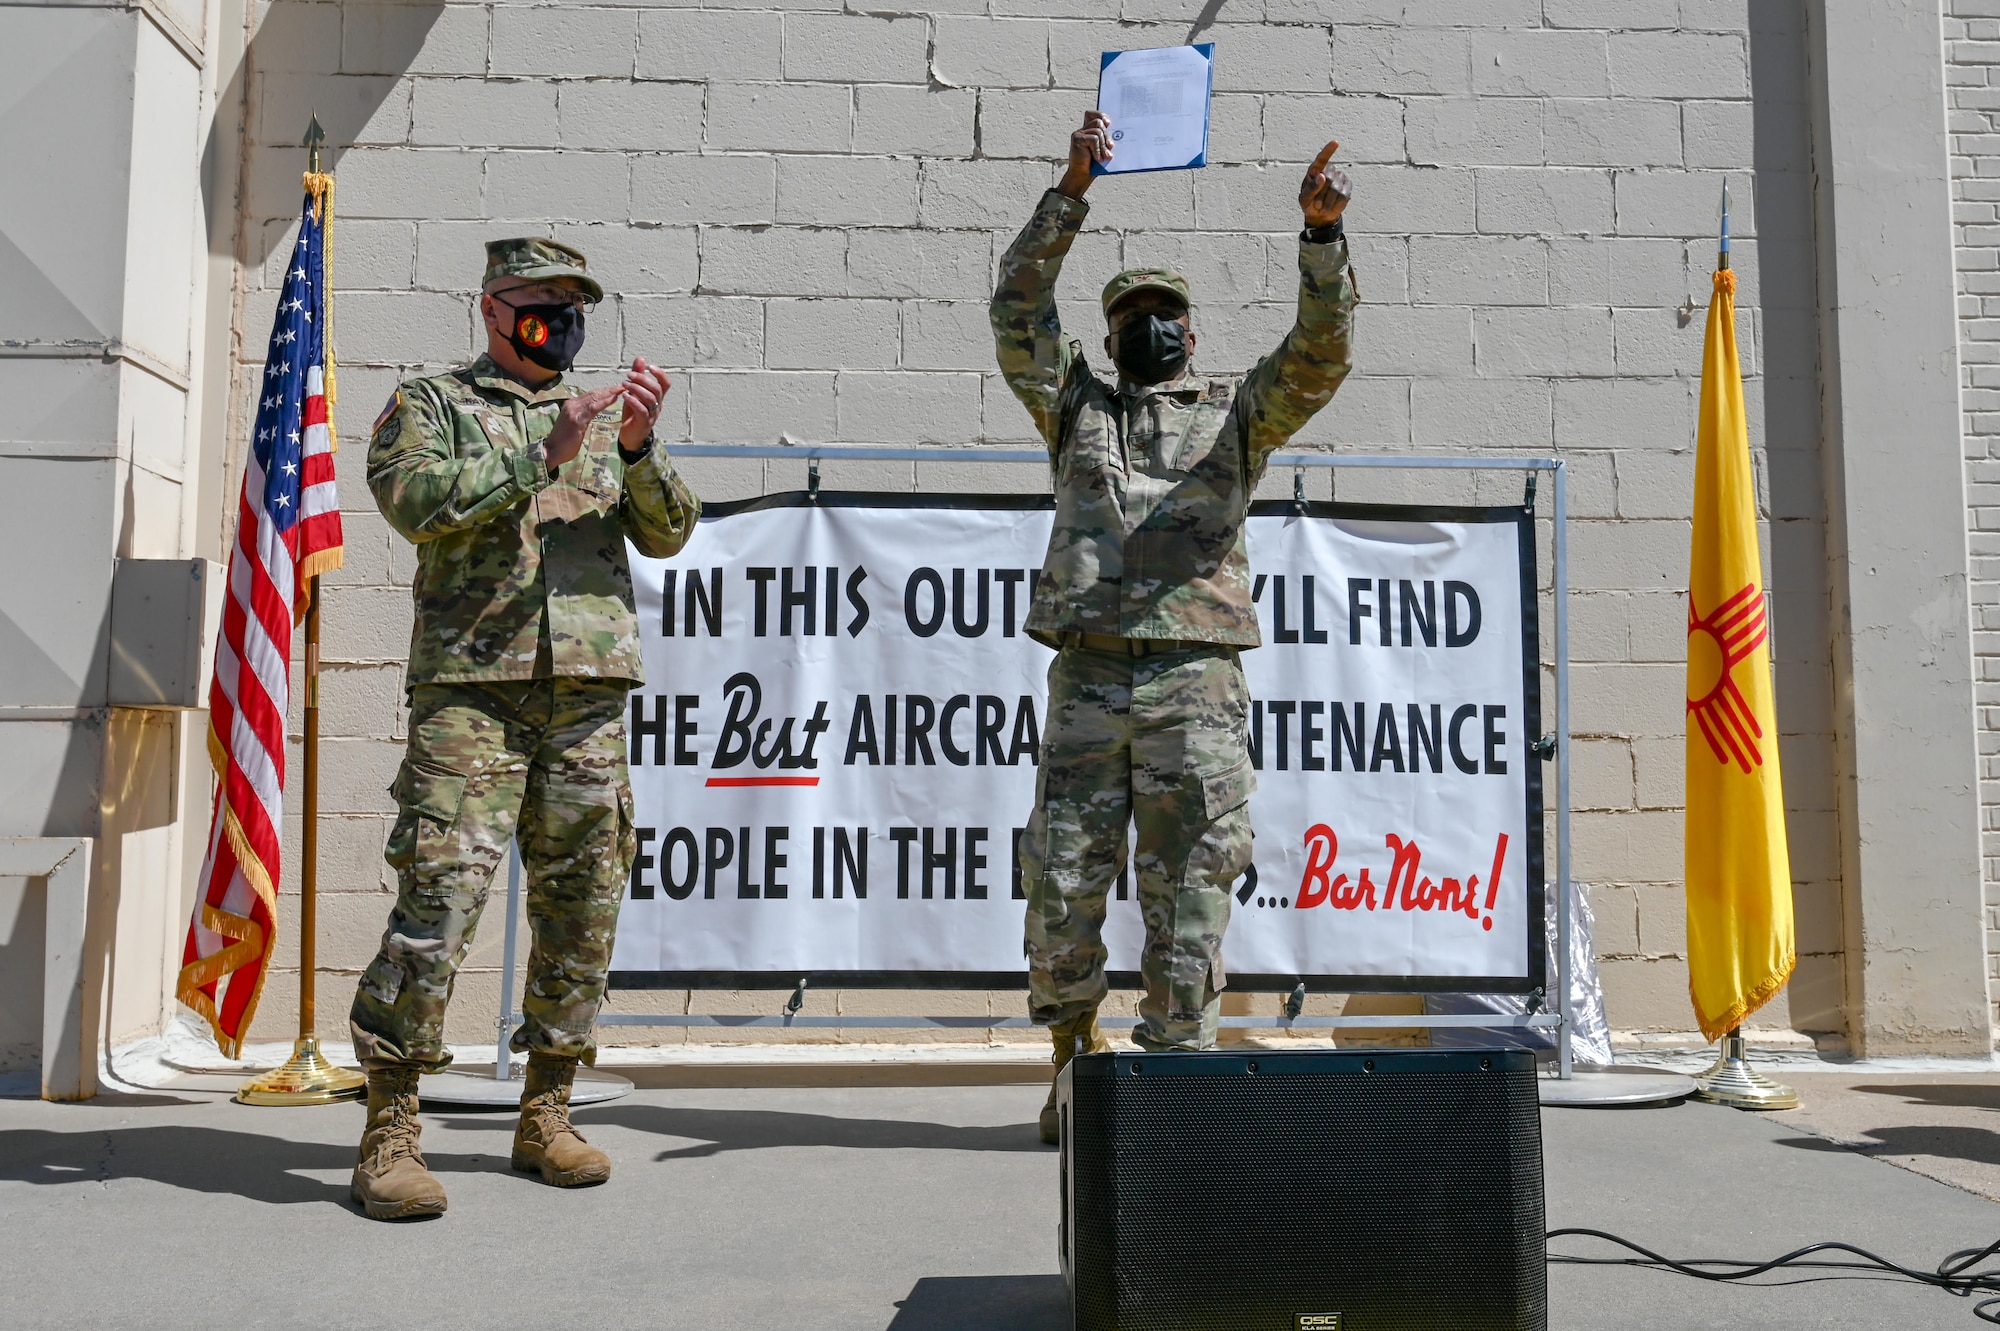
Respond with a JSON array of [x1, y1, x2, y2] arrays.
[[1548, 1227, 2000, 1322]]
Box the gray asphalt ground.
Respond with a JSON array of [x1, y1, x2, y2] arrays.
[[7, 1071, 2000, 1329]]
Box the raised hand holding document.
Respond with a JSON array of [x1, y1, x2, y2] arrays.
[[1092, 43, 1215, 175]]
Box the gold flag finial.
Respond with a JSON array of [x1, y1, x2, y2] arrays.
[[302, 113, 325, 174], [1718, 174, 1731, 272], [299, 113, 336, 411]]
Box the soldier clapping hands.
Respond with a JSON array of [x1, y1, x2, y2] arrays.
[[350, 239, 702, 1219]]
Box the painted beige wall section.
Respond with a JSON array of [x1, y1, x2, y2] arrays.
[[1809, 0, 1991, 1056], [0, 0, 221, 1067]]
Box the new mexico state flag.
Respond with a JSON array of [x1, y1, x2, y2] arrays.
[[1684, 265, 1796, 1041]]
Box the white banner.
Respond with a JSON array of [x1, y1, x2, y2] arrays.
[[615, 494, 1542, 992]]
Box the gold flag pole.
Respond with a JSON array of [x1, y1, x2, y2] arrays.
[[239, 115, 364, 1106], [1687, 177, 1797, 1112]]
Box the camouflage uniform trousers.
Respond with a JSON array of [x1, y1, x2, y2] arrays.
[[350, 678, 635, 1071], [1021, 643, 1255, 1051]]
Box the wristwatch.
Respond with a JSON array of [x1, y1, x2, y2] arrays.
[[620, 432, 655, 464], [1303, 219, 1345, 245]]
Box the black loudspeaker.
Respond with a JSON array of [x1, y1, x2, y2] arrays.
[[1058, 1048, 1546, 1331]]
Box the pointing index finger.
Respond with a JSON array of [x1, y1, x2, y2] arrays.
[[1308, 140, 1340, 176]]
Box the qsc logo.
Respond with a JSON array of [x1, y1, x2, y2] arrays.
[[1295, 1316, 1342, 1331]]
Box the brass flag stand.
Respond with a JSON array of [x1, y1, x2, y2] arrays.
[[1692, 1025, 1798, 1110], [238, 116, 364, 1107]]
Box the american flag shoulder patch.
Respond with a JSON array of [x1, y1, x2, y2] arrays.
[[373, 390, 401, 434]]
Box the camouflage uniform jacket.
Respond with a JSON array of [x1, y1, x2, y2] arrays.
[[368, 354, 701, 688], [991, 189, 1357, 648]]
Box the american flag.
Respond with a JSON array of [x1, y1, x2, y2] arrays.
[[178, 185, 344, 1056]]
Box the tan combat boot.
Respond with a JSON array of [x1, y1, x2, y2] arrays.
[[1039, 1011, 1111, 1145], [512, 1052, 612, 1187], [350, 1060, 447, 1221]]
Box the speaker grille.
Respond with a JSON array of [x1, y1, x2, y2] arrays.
[[1063, 1050, 1546, 1331]]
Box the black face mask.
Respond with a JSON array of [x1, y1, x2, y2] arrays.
[[506, 301, 586, 373], [1114, 313, 1189, 384]]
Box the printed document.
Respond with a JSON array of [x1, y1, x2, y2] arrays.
[[1094, 43, 1214, 174]]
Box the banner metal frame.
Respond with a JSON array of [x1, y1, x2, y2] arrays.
[[491, 448, 1577, 1079]]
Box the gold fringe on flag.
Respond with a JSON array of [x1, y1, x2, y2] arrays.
[[303, 169, 336, 415], [296, 168, 343, 614]]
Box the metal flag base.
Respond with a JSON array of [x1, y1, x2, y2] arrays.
[[415, 1063, 634, 1110], [1692, 1031, 1799, 1110], [1538, 1064, 1698, 1107], [234, 1037, 365, 1106]]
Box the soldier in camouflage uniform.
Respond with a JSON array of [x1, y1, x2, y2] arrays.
[[347, 238, 701, 1219], [992, 114, 1356, 1142]]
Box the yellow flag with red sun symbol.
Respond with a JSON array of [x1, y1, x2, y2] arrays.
[[1684, 264, 1795, 1041]]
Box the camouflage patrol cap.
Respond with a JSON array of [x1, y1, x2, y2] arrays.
[[482, 237, 603, 302], [1101, 267, 1192, 318]]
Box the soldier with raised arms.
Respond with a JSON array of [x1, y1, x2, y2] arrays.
[[348, 239, 700, 1219], [992, 113, 1358, 1142]]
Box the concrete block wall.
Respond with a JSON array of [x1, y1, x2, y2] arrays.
[[1948, 0, 2000, 1041], [226, 0, 1841, 1048]]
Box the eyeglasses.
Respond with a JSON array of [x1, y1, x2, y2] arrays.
[[490, 286, 599, 314]]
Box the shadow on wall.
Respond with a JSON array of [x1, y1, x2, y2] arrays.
[[1748, 0, 1839, 1039], [193, 0, 447, 592], [1748, 0, 1825, 646], [202, 1, 446, 270]]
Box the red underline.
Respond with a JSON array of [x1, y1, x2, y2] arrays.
[[703, 777, 822, 787]]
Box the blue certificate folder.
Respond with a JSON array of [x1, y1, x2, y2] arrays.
[[1092, 43, 1215, 175]]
